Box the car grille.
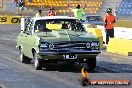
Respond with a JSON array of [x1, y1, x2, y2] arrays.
[[50, 42, 88, 49]]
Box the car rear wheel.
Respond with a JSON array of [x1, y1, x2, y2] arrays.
[[20, 51, 27, 63], [20, 49, 31, 64], [34, 52, 42, 70], [87, 58, 96, 70]]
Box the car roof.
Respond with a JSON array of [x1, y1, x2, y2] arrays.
[[32, 16, 78, 21]]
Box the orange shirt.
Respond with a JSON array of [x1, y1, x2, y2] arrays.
[[104, 14, 116, 29], [48, 11, 56, 16]]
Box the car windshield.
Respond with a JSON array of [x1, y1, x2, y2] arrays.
[[34, 19, 85, 32], [86, 16, 103, 22]]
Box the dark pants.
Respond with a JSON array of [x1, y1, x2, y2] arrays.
[[106, 29, 114, 44]]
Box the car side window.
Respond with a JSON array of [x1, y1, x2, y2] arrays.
[[34, 21, 52, 32]]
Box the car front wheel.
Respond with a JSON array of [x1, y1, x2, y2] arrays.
[[19, 48, 31, 64], [20, 51, 26, 63], [34, 52, 42, 70]]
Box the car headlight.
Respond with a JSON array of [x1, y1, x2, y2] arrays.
[[40, 43, 49, 48], [91, 42, 99, 50], [86, 43, 90, 48], [91, 42, 99, 47]]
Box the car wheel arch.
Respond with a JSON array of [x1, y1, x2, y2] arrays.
[[18, 45, 23, 51], [32, 48, 36, 57]]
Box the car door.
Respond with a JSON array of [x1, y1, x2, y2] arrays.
[[17, 31, 26, 52], [23, 21, 35, 58]]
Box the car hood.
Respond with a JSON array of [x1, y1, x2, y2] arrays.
[[36, 30, 98, 43]]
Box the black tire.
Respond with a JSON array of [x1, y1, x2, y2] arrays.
[[20, 49, 31, 64], [65, 60, 75, 65], [20, 51, 26, 63], [34, 52, 42, 70], [65, 60, 76, 67], [87, 58, 96, 70]]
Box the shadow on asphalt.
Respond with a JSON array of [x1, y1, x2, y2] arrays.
[[42, 63, 100, 73], [40, 60, 132, 73], [97, 61, 132, 73]]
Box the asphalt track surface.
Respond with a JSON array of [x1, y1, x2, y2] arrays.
[[0, 25, 132, 88]]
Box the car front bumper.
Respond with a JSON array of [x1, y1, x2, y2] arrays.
[[38, 49, 101, 55]]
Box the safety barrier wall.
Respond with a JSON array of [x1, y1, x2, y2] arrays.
[[0, 16, 22, 24], [107, 38, 132, 56], [97, 20, 132, 56]]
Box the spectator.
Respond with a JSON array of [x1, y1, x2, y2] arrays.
[[19, 0, 24, 11], [35, 10, 43, 17], [68, 1, 86, 21], [48, 7, 56, 16], [13, 0, 18, 7], [29, 0, 32, 2], [104, 8, 116, 45], [35, 24, 51, 32]]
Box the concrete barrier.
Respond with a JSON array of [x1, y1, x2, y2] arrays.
[[0, 16, 22, 24], [107, 38, 132, 56], [84, 20, 132, 55]]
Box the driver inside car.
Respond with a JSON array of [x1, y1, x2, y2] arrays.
[[61, 23, 69, 29], [35, 24, 51, 32]]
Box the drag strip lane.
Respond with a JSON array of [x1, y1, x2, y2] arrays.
[[0, 25, 132, 88], [0, 43, 131, 88], [0, 44, 78, 88]]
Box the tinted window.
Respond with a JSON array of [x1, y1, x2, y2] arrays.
[[34, 19, 85, 32]]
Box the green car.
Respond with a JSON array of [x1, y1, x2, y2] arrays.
[[16, 16, 100, 70]]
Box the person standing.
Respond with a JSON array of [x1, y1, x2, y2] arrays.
[[48, 7, 56, 16], [35, 10, 42, 17], [29, 0, 32, 2], [68, 1, 86, 21], [19, 0, 24, 11], [104, 8, 116, 44], [13, 0, 18, 7]]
